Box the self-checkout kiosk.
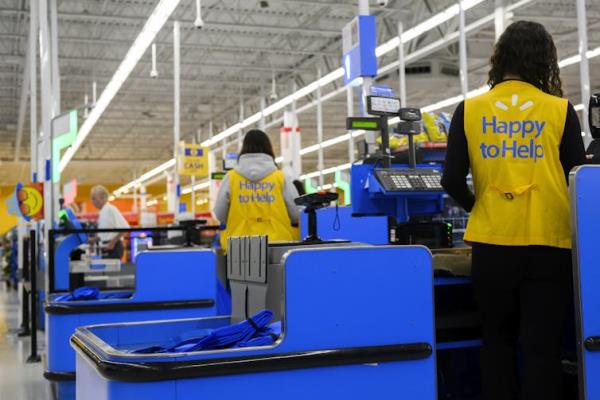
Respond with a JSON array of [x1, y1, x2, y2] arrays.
[[571, 97, 600, 400], [44, 210, 227, 400], [70, 194, 437, 400], [303, 96, 451, 249], [303, 96, 480, 397]]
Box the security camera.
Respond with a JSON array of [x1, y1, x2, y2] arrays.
[[150, 69, 159, 78], [269, 92, 278, 102], [377, 0, 389, 7], [194, 16, 204, 29]]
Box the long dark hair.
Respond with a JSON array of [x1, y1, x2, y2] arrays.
[[488, 21, 563, 97], [239, 129, 276, 160]]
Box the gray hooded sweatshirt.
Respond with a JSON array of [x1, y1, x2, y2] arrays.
[[213, 153, 300, 225]]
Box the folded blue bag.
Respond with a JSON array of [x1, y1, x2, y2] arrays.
[[131, 310, 277, 354], [54, 286, 132, 302], [234, 321, 282, 348]]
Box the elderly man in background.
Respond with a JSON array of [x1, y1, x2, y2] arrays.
[[90, 185, 129, 259]]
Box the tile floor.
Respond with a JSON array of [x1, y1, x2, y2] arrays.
[[0, 285, 51, 400]]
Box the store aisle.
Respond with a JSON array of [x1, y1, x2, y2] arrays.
[[0, 285, 51, 400]]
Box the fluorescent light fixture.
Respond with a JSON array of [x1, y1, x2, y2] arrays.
[[375, 0, 486, 57], [574, 103, 584, 111], [114, 158, 175, 196], [301, 163, 352, 180], [59, 0, 182, 172], [181, 180, 210, 195], [558, 46, 600, 68]]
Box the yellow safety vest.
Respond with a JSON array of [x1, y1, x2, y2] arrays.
[[464, 80, 571, 249], [220, 169, 295, 251]]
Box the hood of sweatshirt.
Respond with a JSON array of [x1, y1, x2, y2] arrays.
[[234, 153, 277, 181]]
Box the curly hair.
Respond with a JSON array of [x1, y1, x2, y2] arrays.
[[488, 21, 563, 97]]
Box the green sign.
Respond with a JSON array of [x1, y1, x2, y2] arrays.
[[211, 172, 226, 180], [352, 120, 378, 129], [346, 117, 380, 131], [52, 110, 78, 183]]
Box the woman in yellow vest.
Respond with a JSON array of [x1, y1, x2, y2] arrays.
[[214, 129, 300, 250], [442, 21, 586, 400]]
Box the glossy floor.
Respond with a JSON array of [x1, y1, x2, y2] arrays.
[[0, 285, 51, 400]]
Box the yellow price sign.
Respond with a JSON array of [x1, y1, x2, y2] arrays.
[[178, 142, 209, 177]]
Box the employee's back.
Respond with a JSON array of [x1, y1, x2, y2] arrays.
[[214, 130, 299, 251]]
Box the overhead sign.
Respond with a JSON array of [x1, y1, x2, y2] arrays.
[[178, 142, 209, 177], [342, 15, 377, 86], [52, 110, 78, 183]]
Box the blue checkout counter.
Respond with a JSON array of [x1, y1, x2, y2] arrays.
[[44, 211, 228, 399], [71, 244, 437, 400], [570, 165, 600, 400]]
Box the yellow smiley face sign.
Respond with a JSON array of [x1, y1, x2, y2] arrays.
[[15, 182, 44, 221]]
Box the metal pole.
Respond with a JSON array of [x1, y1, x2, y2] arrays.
[[49, 0, 60, 115], [14, 46, 30, 162], [494, 0, 506, 40], [458, 0, 469, 96], [191, 134, 196, 215], [49, 0, 61, 230], [576, 0, 591, 140], [18, 233, 30, 336], [260, 96, 266, 130], [238, 94, 244, 152], [26, 229, 40, 363], [173, 21, 181, 217], [30, 0, 38, 182], [39, 0, 54, 247], [359, 0, 371, 116], [346, 87, 355, 163], [316, 67, 325, 187], [398, 20, 407, 108]]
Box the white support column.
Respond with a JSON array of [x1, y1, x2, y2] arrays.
[[14, 45, 30, 162], [30, 0, 38, 181], [346, 86, 355, 163], [49, 0, 60, 115], [494, 0, 506, 40], [358, 0, 369, 16], [458, 0, 469, 96], [140, 185, 147, 212], [398, 20, 407, 108], [260, 97, 266, 130], [316, 68, 325, 187], [576, 0, 591, 141], [39, 0, 54, 242], [359, 0, 371, 117], [173, 21, 181, 217], [133, 187, 139, 214], [238, 94, 244, 152]]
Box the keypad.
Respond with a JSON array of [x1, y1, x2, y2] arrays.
[[375, 168, 443, 192]]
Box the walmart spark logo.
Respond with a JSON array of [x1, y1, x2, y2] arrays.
[[495, 94, 534, 112]]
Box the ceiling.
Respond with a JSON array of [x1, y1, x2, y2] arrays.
[[0, 0, 599, 188]]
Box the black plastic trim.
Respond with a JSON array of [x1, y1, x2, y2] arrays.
[[584, 336, 600, 351], [44, 370, 76, 382], [45, 299, 214, 315], [71, 338, 432, 383]]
